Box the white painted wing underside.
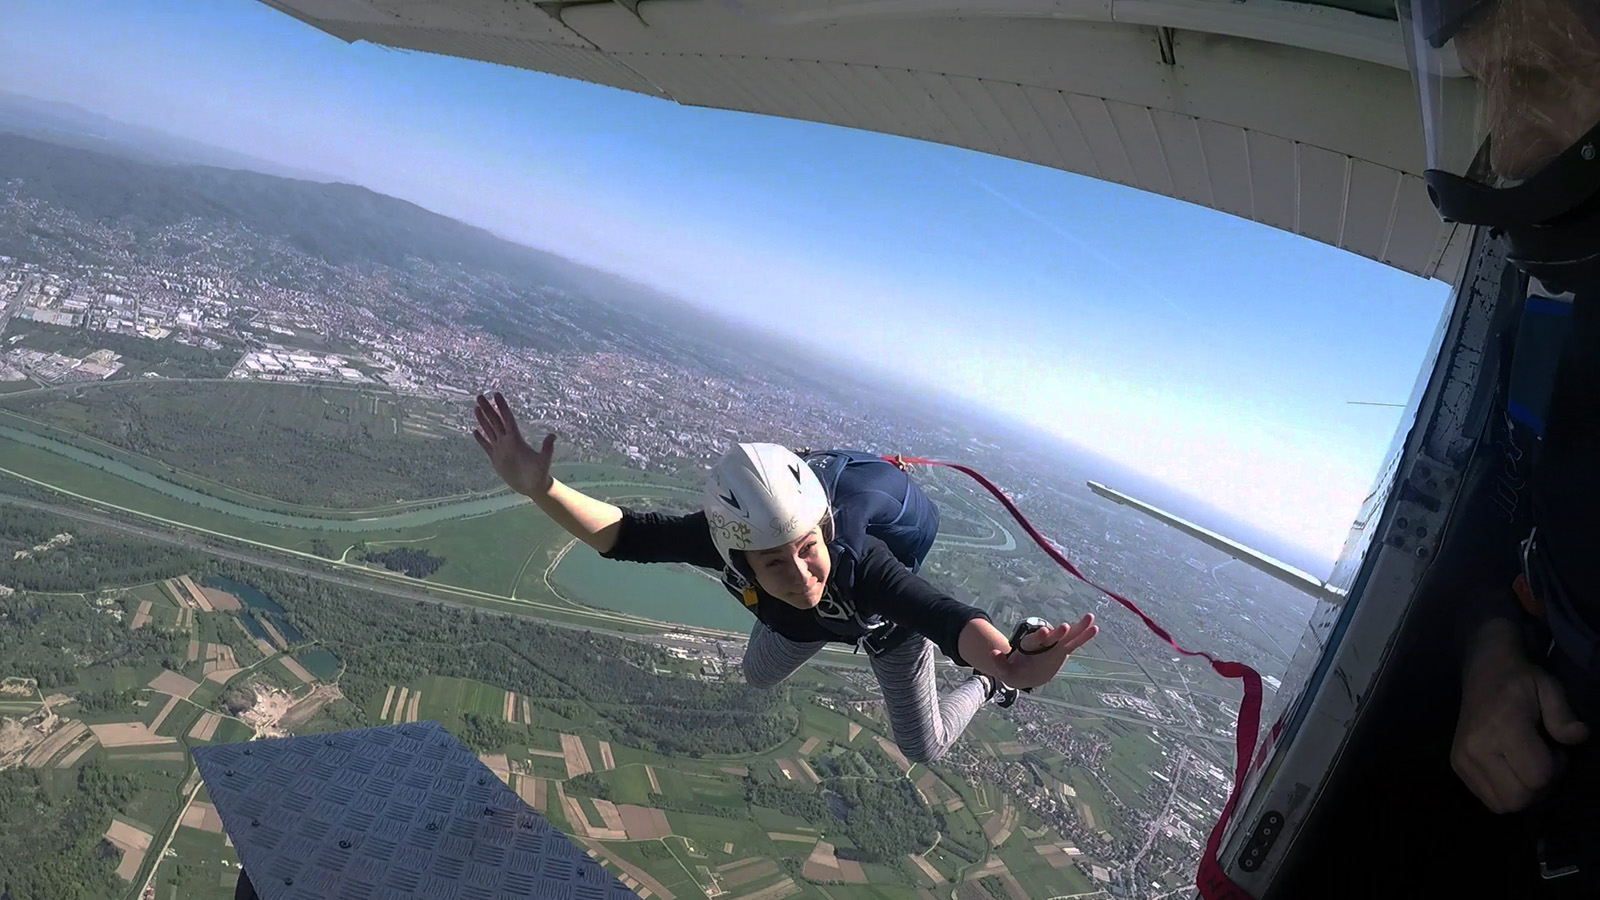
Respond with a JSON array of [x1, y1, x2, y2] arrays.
[[259, 0, 1470, 282]]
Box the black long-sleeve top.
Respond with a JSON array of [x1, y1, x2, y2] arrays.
[[1442, 287, 1600, 719], [600, 507, 990, 665]]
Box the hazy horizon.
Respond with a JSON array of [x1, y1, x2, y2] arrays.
[[0, 0, 1454, 573]]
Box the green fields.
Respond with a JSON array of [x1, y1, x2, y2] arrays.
[[211, 717, 253, 745], [999, 837, 1097, 897], [593, 764, 655, 804], [75, 665, 165, 695], [130, 582, 178, 607], [0, 380, 1161, 900], [163, 828, 237, 900], [1101, 718, 1167, 798], [597, 840, 701, 896], [0, 380, 497, 509], [415, 674, 508, 723], [3, 594, 1104, 900], [0, 403, 749, 640]]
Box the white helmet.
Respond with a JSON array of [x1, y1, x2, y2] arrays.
[[703, 443, 831, 568]]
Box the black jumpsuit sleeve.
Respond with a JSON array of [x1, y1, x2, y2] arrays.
[[856, 541, 991, 666], [599, 508, 726, 570]]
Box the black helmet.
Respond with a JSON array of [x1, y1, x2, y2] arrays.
[[1397, 0, 1600, 285]]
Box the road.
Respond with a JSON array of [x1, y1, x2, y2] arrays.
[[0, 283, 26, 340], [6, 490, 1233, 900], [0, 493, 738, 652], [134, 775, 204, 900], [1021, 697, 1230, 748], [0, 374, 444, 400], [1125, 747, 1192, 892], [4, 489, 1236, 753]]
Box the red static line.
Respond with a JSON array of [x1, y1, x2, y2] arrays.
[[887, 454, 1263, 900]]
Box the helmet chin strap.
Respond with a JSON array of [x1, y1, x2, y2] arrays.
[[1423, 120, 1600, 288], [1501, 192, 1600, 293]]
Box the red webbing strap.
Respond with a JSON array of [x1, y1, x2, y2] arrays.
[[888, 455, 1262, 900]]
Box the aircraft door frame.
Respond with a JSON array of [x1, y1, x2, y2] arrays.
[[1212, 225, 1514, 896]]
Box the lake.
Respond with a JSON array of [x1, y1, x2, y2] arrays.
[[296, 648, 342, 680], [549, 546, 754, 634], [204, 575, 306, 644]]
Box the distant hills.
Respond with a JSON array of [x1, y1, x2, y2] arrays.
[[0, 91, 337, 182], [0, 113, 1341, 577], [0, 96, 727, 333], [0, 129, 602, 286], [0, 127, 799, 361], [0, 125, 965, 402]]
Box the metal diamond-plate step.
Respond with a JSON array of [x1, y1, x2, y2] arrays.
[[194, 720, 640, 899]]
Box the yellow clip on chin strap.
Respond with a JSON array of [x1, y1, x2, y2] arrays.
[[741, 588, 759, 607]]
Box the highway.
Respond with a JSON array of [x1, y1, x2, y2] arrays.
[[0, 491, 1233, 752], [0, 492, 732, 649]]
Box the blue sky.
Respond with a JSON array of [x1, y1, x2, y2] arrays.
[[0, 0, 1452, 569]]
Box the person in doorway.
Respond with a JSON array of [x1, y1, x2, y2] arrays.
[[472, 392, 1097, 763], [1400, 0, 1600, 889]]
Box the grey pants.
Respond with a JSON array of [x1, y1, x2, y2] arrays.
[[741, 622, 989, 764]]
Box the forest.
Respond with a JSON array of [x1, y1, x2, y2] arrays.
[[73, 686, 143, 712], [361, 547, 446, 579], [565, 772, 611, 800], [748, 777, 939, 862], [456, 712, 526, 753], [0, 591, 186, 689], [641, 791, 743, 820], [3, 382, 502, 508], [0, 505, 207, 593], [206, 561, 800, 757], [747, 781, 828, 820], [826, 778, 940, 862], [0, 764, 142, 900]]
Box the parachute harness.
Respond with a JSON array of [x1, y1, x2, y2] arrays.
[[886, 454, 1262, 900]]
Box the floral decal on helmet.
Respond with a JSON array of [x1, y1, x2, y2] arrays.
[[707, 511, 753, 548]]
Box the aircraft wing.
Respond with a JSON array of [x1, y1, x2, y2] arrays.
[[255, 0, 1471, 283], [1087, 480, 1346, 604]]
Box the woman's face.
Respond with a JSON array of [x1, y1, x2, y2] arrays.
[[747, 525, 831, 609]]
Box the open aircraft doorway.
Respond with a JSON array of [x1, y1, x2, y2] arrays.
[[0, 1, 1508, 899]]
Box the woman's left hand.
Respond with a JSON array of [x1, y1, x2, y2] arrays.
[[1001, 614, 1098, 689]]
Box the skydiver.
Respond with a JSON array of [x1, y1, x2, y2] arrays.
[[472, 392, 1098, 763], [1398, 0, 1600, 888]]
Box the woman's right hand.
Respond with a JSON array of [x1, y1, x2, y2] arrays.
[[473, 392, 557, 498]]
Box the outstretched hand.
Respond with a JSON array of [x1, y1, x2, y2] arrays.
[[473, 392, 556, 498], [1003, 614, 1098, 690]]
